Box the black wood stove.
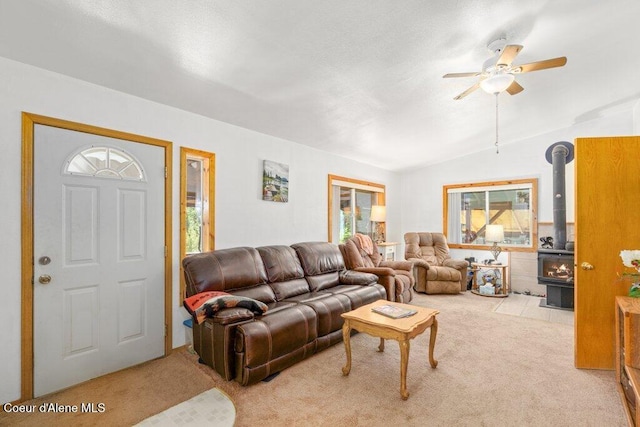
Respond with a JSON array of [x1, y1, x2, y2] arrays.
[[538, 141, 575, 310]]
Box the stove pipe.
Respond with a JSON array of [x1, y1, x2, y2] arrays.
[[545, 141, 574, 251]]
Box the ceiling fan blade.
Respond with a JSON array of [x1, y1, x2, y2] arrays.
[[516, 57, 567, 73], [454, 82, 481, 100], [443, 72, 481, 78], [497, 44, 523, 67], [506, 80, 524, 95]]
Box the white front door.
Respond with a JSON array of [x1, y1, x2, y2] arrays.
[[33, 124, 166, 397]]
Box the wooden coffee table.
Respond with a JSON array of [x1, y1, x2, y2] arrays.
[[341, 299, 439, 400]]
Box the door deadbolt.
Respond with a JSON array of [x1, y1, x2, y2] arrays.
[[39, 256, 51, 265], [38, 275, 52, 284]]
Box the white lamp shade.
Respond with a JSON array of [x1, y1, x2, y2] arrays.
[[485, 224, 504, 243], [480, 73, 515, 94], [370, 205, 386, 222]]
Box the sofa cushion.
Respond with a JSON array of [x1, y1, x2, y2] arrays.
[[306, 271, 341, 292], [257, 245, 312, 300], [182, 247, 268, 296], [269, 278, 313, 301], [339, 270, 378, 286], [291, 242, 345, 276], [405, 232, 451, 266], [281, 291, 332, 304], [257, 245, 305, 282], [300, 293, 351, 337], [230, 284, 277, 304], [235, 303, 317, 364], [342, 238, 380, 268], [427, 265, 462, 281], [326, 283, 387, 309]]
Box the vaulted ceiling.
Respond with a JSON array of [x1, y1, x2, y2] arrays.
[[1, 0, 639, 171]]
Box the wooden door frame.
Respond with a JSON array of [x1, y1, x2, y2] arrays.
[[21, 112, 173, 401]]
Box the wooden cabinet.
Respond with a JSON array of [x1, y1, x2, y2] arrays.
[[616, 296, 640, 426]]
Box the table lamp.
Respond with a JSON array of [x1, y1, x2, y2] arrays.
[[370, 205, 386, 243], [485, 224, 504, 264]]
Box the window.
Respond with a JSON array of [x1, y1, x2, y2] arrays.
[[328, 175, 385, 244], [65, 146, 144, 180], [180, 148, 215, 300], [443, 178, 537, 251]]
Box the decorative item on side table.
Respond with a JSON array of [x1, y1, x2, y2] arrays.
[[470, 263, 509, 298], [370, 205, 386, 243], [540, 236, 554, 249], [485, 224, 504, 264], [372, 304, 417, 319], [619, 250, 640, 298]]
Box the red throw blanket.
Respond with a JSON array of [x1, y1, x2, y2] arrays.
[[184, 291, 268, 324]]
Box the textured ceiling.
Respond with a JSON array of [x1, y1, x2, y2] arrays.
[[1, 0, 639, 171]]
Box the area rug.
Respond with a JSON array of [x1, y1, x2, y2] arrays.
[[135, 388, 235, 426]]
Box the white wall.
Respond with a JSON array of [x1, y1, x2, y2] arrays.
[[0, 57, 400, 402], [634, 99, 640, 134], [399, 109, 635, 262]]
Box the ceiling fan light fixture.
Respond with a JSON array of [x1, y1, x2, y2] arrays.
[[480, 73, 515, 94]]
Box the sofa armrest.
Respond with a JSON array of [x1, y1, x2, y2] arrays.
[[408, 258, 430, 270], [443, 258, 469, 292], [379, 260, 413, 272], [339, 270, 378, 286], [209, 307, 255, 325], [443, 258, 469, 270], [194, 314, 254, 381], [354, 266, 396, 277]]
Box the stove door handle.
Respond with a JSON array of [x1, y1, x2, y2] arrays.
[[580, 262, 594, 270]]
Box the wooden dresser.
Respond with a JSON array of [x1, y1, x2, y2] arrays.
[[616, 296, 640, 426]]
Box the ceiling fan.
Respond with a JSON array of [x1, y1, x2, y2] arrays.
[[443, 39, 567, 100]]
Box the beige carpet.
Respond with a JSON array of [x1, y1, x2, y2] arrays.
[[0, 350, 213, 426], [192, 292, 627, 426], [1, 292, 628, 426]]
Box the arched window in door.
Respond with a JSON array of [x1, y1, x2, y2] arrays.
[[64, 146, 145, 181]]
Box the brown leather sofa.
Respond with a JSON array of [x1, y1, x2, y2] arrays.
[[182, 241, 386, 385], [404, 232, 469, 294], [339, 234, 414, 303]]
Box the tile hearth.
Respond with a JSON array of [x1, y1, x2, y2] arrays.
[[493, 293, 574, 325]]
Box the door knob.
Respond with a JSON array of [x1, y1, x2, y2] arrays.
[[580, 262, 594, 270], [38, 275, 52, 284]]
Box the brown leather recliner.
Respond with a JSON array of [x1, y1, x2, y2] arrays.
[[340, 234, 414, 303], [404, 232, 469, 294]]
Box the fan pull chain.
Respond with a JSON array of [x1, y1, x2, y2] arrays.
[[495, 93, 499, 154]]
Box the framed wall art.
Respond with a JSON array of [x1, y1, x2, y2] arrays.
[[262, 160, 289, 202]]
